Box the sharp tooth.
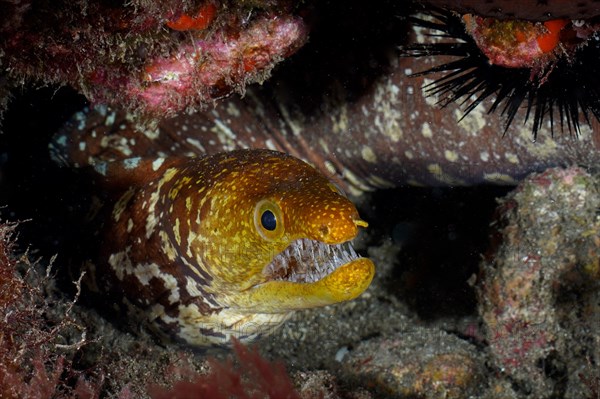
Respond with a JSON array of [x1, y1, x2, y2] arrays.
[[265, 238, 361, 283]]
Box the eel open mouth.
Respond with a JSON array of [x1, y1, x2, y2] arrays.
[[263, 238, 361, 283], [237, 238, 374, 312]]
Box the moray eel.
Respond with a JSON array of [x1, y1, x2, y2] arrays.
[[83, 149, 374, 347]]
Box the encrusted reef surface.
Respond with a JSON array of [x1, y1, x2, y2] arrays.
[[478, 167, 600, 398], [0, 0, 307, 118]]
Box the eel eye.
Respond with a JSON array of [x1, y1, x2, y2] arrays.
[[261, 210, 277, 231], [254, 199, 284, 240]]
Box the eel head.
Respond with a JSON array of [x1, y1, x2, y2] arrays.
[[187, 150, 375, 314]]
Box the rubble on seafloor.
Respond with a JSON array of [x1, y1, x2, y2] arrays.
[[0, 166, 598, 398], [341, 329, 486, 398]]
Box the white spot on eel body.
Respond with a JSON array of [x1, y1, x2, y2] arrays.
[[152, 158, 165, 171], [421, 122, 433, 138], [361, 147, 377, 163], [94, 163, 107, 176], [444, 150, 458, 162], [124, 158, 141, 170], [105, 111, 116, 127]]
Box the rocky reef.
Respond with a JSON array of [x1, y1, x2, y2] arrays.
[[479, 167, 600, 398], [0, 0, 307, 118]]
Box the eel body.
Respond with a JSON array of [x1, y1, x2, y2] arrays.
[[76, 149, 374, 347], [56, 63, 600, 197], [56, 16, 600, 195]]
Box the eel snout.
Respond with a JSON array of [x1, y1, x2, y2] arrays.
[[237, 229, 375, 313]]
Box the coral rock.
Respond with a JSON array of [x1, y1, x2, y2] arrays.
[[0, 1, 308, 118], [479, 166, 600, 398]]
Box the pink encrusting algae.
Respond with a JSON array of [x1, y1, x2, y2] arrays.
[[132, 14, 307, 113], [0, 1, 308, 118]]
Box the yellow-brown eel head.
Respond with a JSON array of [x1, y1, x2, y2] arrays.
[[93, 149, 374, 347]]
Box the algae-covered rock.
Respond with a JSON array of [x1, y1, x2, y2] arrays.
[[342, 328, 486, 398], [479, 167, 600, 398]]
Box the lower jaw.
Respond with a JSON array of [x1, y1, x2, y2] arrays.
[[229, 257, 376, 313]]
